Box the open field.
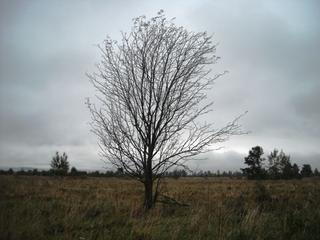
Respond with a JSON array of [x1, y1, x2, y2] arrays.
[[1, 176, 320, 240]]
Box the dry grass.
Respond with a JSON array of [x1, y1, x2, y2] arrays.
[[0, 175, 320, 240]]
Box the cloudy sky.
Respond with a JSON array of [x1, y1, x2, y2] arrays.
[[0, 0, 319, 171]]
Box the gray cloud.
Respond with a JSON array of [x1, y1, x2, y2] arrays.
[[189, 0, 320, 155], [0, 0, 319, 170]]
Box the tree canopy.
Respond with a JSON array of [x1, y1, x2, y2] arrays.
[[50, 152, 69, 175], [87, 11, 243, 209]]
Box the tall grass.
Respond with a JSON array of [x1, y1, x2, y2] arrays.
[[0, 176, 319, 240]]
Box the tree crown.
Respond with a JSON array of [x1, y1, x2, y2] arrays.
[[87, 11, 242, 181]]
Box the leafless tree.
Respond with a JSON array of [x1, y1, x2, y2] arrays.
[[87, 11, 243, 209]]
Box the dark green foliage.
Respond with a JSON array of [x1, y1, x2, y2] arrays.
[[115, 167, 124, 177], [267, 149, 281, 179], [50, 152, 70, 175], [165, 169, 187, 179], [301, 164, 313, 178], [278, 151, 292, 179], [267, 149, 296, 179], [314, 168, 319, 176], [241, 146, 266, 179], [69, 167, 79, 176], [242, 147, 314, 180], [292, 163, 301, 179], [32, 169, 39, 176]]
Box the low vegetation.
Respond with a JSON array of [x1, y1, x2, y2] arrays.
[[1, 175, 320, 240]]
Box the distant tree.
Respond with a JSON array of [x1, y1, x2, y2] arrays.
[[89, 170, 101, 177], [115, 167, 124, 177], [169, 169, 187, 179], [292, 163, 301, 179], [301, 164, 313, 178], [267, 149, 281, 179], [32, 169, 38, 176], [41, 170, 48, 176], [50, 152, 69, 175], [267, 149, 292, 179], [232, 171, 244, 178], [281, 159, 293, 179], [314, 168, 319, 177], [16, 169, 26, 175], [8, 168, 14, 175], [70, 166, 78, 176], [278, 150, 292, 179], [204, 170, 213, 177], [196, 170, 204, 177], [222, 171, 228, 177], [104, 170, 116, 177], [76, 170, 88, 177], [241, 146, 266, 179]]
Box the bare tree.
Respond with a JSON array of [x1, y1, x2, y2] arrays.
[[87, 11, 243, 209]]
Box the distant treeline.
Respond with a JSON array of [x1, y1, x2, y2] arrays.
[[164, 169, 244, 178], [0, 167, 123, 177], [1, 149, 318, 179], [0, 167, 242, 178], [1, 166, 319, 179], [241, 146, 319, 180]]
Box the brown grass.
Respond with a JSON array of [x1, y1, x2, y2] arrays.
[[0, 175, 320, 240]]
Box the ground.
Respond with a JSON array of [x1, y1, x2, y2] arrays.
[[0, 175, 320, 240]]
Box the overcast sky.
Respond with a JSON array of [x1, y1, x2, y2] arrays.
[[0, 0, 319, 171]]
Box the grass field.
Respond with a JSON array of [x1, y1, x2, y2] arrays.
[[0, 175, 320, 240]]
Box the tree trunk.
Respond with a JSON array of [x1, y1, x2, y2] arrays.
[[144, 148, 154, 210], [144, 177, 153, 210]]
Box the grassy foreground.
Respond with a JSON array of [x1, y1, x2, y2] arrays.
[[0, 176, 320, 240]]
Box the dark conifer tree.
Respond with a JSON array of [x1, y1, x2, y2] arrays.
[[292, 163, 301, 179], [241, 146, 266, 179], [301, 164, 313, 178]]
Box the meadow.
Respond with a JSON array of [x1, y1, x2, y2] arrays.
[[0, 175, 320, 240]]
